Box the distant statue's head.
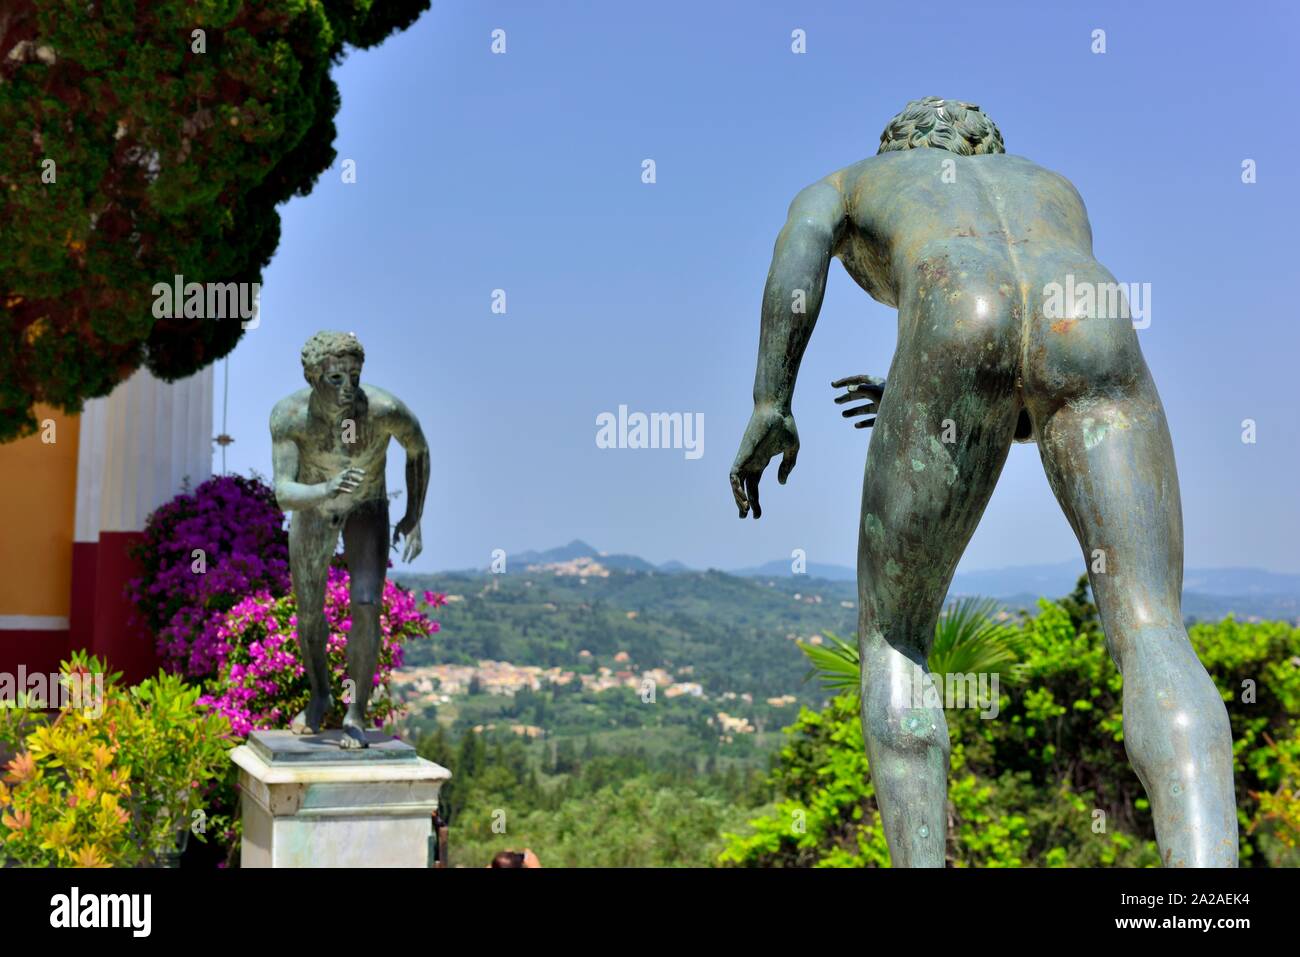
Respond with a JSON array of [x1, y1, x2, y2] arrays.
[[301, 330, 365, 406], [878, 97, 1005, 156]]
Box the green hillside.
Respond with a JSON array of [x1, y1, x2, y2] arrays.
[[396, 568, 860, 700]]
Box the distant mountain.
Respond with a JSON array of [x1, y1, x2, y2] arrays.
[[735, 556, 1300, 614], [397, 557, 1300, 713], [988, 590, 1300, 623], [735, 558, 1089, 593], [494, 540, 676, 575], [950, 561, 1088, 598], [733, 558, 856, 581], [1182, 567, 1300, 597], [454, 543, 1299, 623], [949, 563, 1300, 601]]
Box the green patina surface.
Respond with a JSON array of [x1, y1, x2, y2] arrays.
[[730, 96, 1238, 868]]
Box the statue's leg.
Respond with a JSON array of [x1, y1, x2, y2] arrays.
[[1026, 276, 1237, 866], [339, 498, 389, 749], [288, 510, 338, 734], [859, 297, 1021, 866], [1032, 385, 1238, 865]]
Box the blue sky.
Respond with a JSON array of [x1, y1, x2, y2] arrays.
[[218, 0, 1300, 575]]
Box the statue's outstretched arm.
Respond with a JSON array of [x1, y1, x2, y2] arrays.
[[751, 179, 843, 410], [729, 179, 843, 519]]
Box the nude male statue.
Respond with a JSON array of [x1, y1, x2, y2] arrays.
[[729, 97, 1237, 866], [271, 331, 430, 749]]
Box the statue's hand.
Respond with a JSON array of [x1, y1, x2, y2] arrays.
[[831, 375, 886, 430], [729, 405, 799, 520], [393, 518, 422, 563], [326, 467, 366, 497]]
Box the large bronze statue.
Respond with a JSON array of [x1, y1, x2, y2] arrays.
[[730, 97, 1237, 866], [271, 331, 430, 749]]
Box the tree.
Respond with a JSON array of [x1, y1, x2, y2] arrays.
[[1058, 573, 1101, 637], [0, 0, 430, 442]]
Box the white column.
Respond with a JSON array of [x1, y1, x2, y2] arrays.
[[74, 365, 214, 539]]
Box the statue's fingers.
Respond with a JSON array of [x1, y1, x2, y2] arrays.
[[841, 403, 878, 418], [830, 375, 871, 389], [854, 417, 877, 429], [777, 448, 798, 484], [730, 471, 749, 518], [745, 473, 762, 519]]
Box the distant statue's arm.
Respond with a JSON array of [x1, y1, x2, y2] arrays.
[[389, 399, 430, 561], [730, 180, 843, 519], [271, 428, 361, 511]]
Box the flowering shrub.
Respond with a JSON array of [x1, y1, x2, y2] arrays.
[[198, 567, 445, 737], [127, 475, 290, 678], [0, 652, 232, 868]]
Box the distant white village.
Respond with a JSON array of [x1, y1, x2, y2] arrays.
[[391, 565, 826, 741], [392, 647, 800, 742]]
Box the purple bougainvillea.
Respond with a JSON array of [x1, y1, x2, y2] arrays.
[[127, 475, 290, 678], [128, 473, 445, 736]]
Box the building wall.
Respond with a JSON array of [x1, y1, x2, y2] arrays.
[[0, 406, 79, 672], [0, 367, 214, 684]]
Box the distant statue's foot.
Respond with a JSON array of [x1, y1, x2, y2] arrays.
[[340, 719, 369, 750], [290, 693, 332, 735]]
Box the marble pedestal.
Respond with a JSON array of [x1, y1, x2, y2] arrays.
[[231, 729, 451, 868]]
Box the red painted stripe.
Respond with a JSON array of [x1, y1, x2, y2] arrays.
[[0, 629, 70, 678], [69, 540, 97, 654], [91, 531, 161, 686]]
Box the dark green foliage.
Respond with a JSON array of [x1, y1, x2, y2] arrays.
[[399, 569, 864, 702], [0, 0, 429, 441], [722, 590, 1300, 867], [416, 727, 770, 868]]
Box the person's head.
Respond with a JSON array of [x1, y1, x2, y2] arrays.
[[877, 97, 1005, 156], [301, 331, 365, 406], [489, 848, 541, 868]]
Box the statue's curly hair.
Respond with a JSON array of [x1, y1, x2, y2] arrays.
[[878, 97, 1005, 156], [301, 330, 365, 385]]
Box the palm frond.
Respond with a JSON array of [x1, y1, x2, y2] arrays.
[[796, 596, 1023, 695], [796, 631, 859, 693], [928, 596, 1021, 678]]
